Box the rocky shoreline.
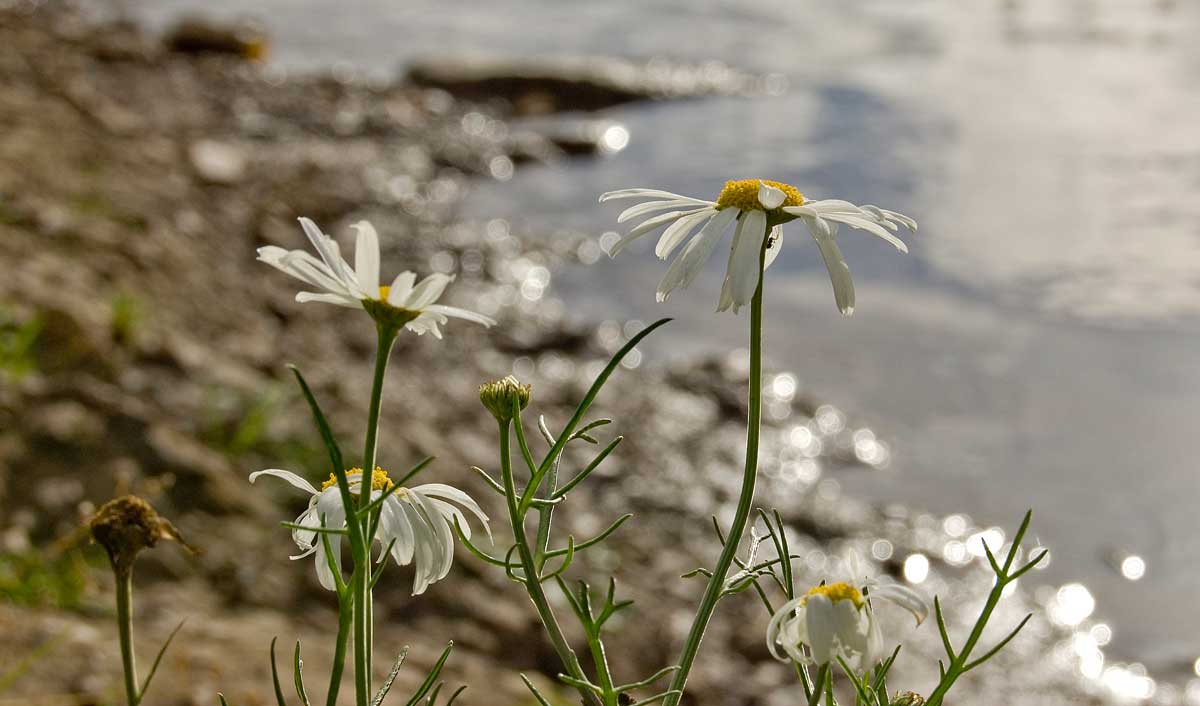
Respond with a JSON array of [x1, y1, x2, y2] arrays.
[[0, 4, 1111, 705]]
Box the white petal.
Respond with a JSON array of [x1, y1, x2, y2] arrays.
[[415, 483, 492, 541], [764, 226, 784, 270], [626, 207, 710, 239], [757, 182, 787, 209], [870, 583, 929, 625], [655, 207, 738, 301], [807, 220, 855, 316], [728, 209, 767, 311], [655, 210, 716, 260], [618, 199, 707, 224], [295, 291, 362, 307], [599, 188, 707, 203], [351, 221, 381, 295], [805, 594, 837, 665], [298, 217, 356, 288], [387, 271, 417, 305], [412, 491, 455, 581], [404, 273, 454, 309], [421, 304, 496, 327], [383, 498, 416, 565], [766, 596, 806, 661], [822, 213, 909, 253], [249, 468, 319, 495]]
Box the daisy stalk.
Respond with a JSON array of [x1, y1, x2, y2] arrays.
[[662, 228, 767, 706], [253, 216, 494, 706]]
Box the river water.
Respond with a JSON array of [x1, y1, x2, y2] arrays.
[[131, 0, 1200, 697]]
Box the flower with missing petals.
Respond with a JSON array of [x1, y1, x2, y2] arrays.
[[599, 180, 916, 315], [257, 217, 495, 336], [249, 466, 489, 595], [766, 560, 927, 671]]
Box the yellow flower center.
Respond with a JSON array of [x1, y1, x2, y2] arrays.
[[805, 582, 864, 608], [322, 466, 395, 493], [715, 179, 805, 211], [378, 285, 391, 301]]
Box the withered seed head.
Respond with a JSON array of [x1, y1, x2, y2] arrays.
[[89, 495, 191, 575]]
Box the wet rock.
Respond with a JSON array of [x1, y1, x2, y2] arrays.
[[406, 55, 766, 116], [163, 18, 267, 60]]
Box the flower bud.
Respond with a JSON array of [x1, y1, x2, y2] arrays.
[[891, 692, 925, 706], [479, 375, 532, 422]]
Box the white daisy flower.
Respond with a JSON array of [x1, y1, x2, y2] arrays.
[[766, 562, 927, 672], [598, 180, 916, 315], [249, 465, 490, 595], [257, 217, 496, 336]]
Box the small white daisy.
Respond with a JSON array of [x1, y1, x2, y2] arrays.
[[766, 561, 927, 672], [249, 466, 490, 595], [599, 180, 916, 315], [257, 217, 496, 336]]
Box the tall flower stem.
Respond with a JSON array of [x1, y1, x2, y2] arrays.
[[498, 419, 602, 706], [664, 241, 767, 706], [352, 325, 398, 706], [115, 569, 139, 706]]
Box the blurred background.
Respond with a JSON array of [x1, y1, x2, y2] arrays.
[[2, 0, 1198, 704]]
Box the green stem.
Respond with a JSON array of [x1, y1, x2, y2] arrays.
[[925, 588, 1004, 706], [354, 325, 397, 706], [586, 634, 618, 706], [807, 664, 830, 706], [498, 420, 602, 706], [115, 569, 139, 706], [664, 242, 767, 706], [326, 592, 353, 706]]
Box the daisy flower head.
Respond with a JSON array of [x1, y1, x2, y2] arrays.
[[766, 556, 927, 672], [598, 180, 916, 315], [257, 217, 496, 336], [249, 465, 490, 595]]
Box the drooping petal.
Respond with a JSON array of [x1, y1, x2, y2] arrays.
[[655, 207, 738, 301], [599, 188, 708, 203], [766, 596, 807, 661], [295, 292, 362, 307], [764, 225, 784, 270], [869, 583, 929, 625], [727, 209, 768, 312], [249, 469, 319, 496], [821, 212, 909, 253], [351, 221, 381, 295], [421, 304, 497, 327], [383, 498, 416, 565], [805, 219, 856, 316], [624, 207, 705, 241], [804, 594, 837, 665], [618, 199, 708, 224], [414, 483, 492, 541], [655, 209, 716, 260]]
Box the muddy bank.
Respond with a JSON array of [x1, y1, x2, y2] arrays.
[[0, 5, 1101, 706]]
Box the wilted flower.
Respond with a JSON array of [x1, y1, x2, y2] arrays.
[[479, 375, 532, 422], [766, 563, 926, 672], [249, 466, 489, 595], [89, 495, 193, 576], [599, 180, 915, 315], [257, 217, 495, 336]]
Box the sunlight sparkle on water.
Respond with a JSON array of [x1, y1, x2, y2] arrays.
[[903, 553, 929, 584], [1052, 583, 1096, 627], [1120, 555, 1146, 581]]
